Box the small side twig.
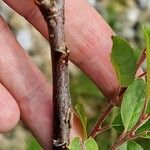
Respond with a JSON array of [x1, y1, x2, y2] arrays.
[[89, 101, 117, 138], [137, 48, 146, 70], [110, 115, 150, 150], [88, 87, 122, 138], [97, 125, 110, 133], [89, 126, 110, 139], [88, 87, 126, 138], [93, 125, 110, 137], [110, 100, 150, 150], [138, 72, 147, 78]]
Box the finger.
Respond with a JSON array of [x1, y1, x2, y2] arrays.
[[3, 0, 119, 98], [3, 0, 49, 37], [0, 16, 52, 149], [0, 83, 20, 132], [66, 0, 118, 98]]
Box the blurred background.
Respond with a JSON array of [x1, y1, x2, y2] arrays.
[[0, 0, 150, 149]]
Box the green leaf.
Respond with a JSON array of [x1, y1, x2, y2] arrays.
[[144, 27, 150, 112], [118, 141, 143, 150], [111, 36, 136, 87], [121, 79, 146, 131], [111, 113, 124, 133], [75, 103, 87, 138], [68, 137, 82, 150], [146, 101, 150, 113], [137, 139, 150, 149], [84, 137, 99, 150], [137, 119, 150, 133], [134, 48, 144, 63], [26, 135, 42, 150]]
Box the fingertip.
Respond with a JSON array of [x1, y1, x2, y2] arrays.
[[0, 101, 20, 132], [0, 84, 20, 132]]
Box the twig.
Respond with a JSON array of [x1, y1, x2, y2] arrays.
[[89, 94, 120, 138], [88, 86, 126, 138], [137, 48, 146, 70], [98, 125, 110, 133], [109, 122, 150, 150], [89, 101, 116, 138], [138, 72, 147, 78], [92, 125, 110, 137], [34, 1, 71, 149], [110, 101, 150, 150]]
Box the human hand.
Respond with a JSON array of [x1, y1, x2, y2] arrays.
[[0, 0, 118, 149]]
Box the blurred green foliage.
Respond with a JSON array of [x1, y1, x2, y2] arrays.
[[26, 135, 42, 150], [70, 71, 115, 149]]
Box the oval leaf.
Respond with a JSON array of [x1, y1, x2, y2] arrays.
[[75, 103, 87, 138], [121, 79, 146, 131], [68, 137, 82, 150], [111, 113, 124, 133], [111, 36, 136, 87], [134, 48, 144, 63], [118, 141, 143, 150], [84, 137, 99, 150], [144, 27, 150, 112]]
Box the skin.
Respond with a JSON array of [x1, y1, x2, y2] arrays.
[[0, 0, 119, 149]]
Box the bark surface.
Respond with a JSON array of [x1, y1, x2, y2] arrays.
[[34, 0, 71, 149]]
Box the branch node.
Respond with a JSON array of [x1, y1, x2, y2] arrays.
[[53, 139, 68, 148]]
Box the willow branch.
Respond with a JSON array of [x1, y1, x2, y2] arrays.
[[34, 0, 71, 149]]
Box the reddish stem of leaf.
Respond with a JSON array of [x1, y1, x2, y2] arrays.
[[89, 102, 115, 138], [137, 48, 146, 70], [110, 101, 150, 150], [138, 72, 147, 78], [89, 94, 120, 138]]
